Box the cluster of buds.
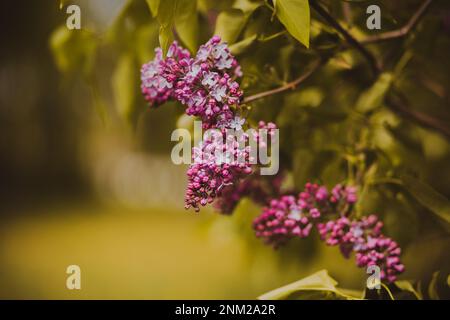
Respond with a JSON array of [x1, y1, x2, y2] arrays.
[[141, 36, 242, 129], [184, 128, 253, 211], [253, 195, 321, 248], [213, 171, 285, 214], [253, 183, 405, 283], [141, 42, 191, 107], [141, 38, 405, 284], [142, 37, 273, 212]]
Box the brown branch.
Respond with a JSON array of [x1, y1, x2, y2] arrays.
[[386, 93, 450, 139], [361, 0, 433, 44], [242, 0, 448, 138], [309, 0, 447, 138], [243, 59, 323, 104], [310, 0, 381, 75]]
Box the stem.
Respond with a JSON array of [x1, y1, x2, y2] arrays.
[[310, 0, 381, 75], [386, 92, 450, 139], [361, 0, 433, 44], [243, 59, 323, 104], [258, 30, 287, 42], [380, 283, 396, 300], [242, 0, 447, 138]]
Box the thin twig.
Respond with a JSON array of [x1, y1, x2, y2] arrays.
[[386, 92, 450, 139], [243, 59, 323, 104], [242, 0, 448, 138], [309, 0, 446, 137], [310, 0, 381, 75], [361, 0, 433, 44]]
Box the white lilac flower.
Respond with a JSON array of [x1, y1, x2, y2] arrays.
[[196, 47, 210, 61], [216, 57, 233, 70], [187, 64, 201, 79], [211, 85, 227, 102], [212, 43, 228, 59], [201, 71, 218, 87], [228, 116, 246, 131], [288, 209, 303, 221]]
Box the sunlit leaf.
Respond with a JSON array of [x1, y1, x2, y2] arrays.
[[428, 271, 441, 300], [229, 34, 257, 55], [258, 270, 362, 300], [274, 0, 310, 48], [112, 53, 141, 125], [49, 26, 97, 76], [394, 280, 422, 300], [175, 0, 199, 53], [146, 0, 160, 17], [148, 0, 177, 55], [401, 175, 450, 232], [215, 9, 247, 44]]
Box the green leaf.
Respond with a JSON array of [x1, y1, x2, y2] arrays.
[[355, 72, 393, 113], [148, 0, 177, 55], [258, 270, 362, 300], [428, 271, 441, 300], [401, 175, 450, 232], [233, 0, 264, 12], [159, 25, 174, 56], [112, 54, 141, 125], [49, 26, 97, 76], [229, 34, 257, 55], [394, 280, 422, 300], [145, 0, 160, 17], [174, 0, 199, 53], [274, 0, 310, 48], [215, 9, 247, 44]]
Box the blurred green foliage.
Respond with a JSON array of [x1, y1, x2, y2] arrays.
[[47, 0, 450, 299]]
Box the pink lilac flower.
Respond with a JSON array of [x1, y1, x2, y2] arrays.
[[209, 120, 279, 213], [253, 194, 322, 248], [330, 184, 358, 204], [254, 183, 405, 283], [317, 215, 383, 258], [140, 42, 191, 107], [213, 171, 286, 214], [317, 214, 404, 283], [174, 36, 243, 128], [184, 129, 253, 211], [355, 236, 405, 283], [141, 36, 243, 129]]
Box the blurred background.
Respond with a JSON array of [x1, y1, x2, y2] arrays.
[[0, 0, 449, 299]]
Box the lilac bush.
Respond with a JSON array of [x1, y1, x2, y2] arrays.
[[141, 36, 405, 284]]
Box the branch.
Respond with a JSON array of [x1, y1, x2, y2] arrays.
[[309, 0, 381, 75], [243, 59, 323, 104], [242, 0, 448, 138], [361, 0, 433, 44], [386, 92, 450, 139]]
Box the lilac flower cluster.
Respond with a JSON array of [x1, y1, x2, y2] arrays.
[[253, 182, 332, 248], [253, 183, 405, 283], [213, 171, 285, 214], [330, 184, 358, 204], [355, 237, 404, 283], [210, 121, 280, 213], [253, 195, 320, 248], [141, 42, 191, 107], [141, 36, 242, 129], [176, 36, 243, 128], [184, 129, 253, 211], [317, 215, 404, 282], [142, 37, 267, 211], [317, 215, 383, 257], [184, 121, 279, 211]]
